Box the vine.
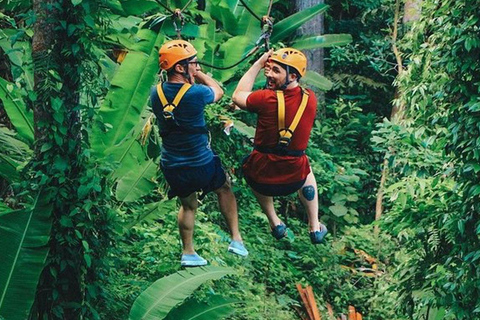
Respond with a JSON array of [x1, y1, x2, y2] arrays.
[[23, 0, 116, 318]]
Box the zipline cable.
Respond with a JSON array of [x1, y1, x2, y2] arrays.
[[156, 0, 175, 14], [197, 46, 262, 70], [237, 0, 263, 22]]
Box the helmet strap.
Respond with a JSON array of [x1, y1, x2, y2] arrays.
[[180, 61, 191, 83], [280, 66, 290, 90]]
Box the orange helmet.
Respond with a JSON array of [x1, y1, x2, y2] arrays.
[[159, 40, 197, 70], [269, 48, 307, 77]]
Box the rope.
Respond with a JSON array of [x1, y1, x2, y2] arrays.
[[266, 0, 274, 18], [180, 0, 194, 13], [173, 9, 184, 39], [156, 0, 175, 14]]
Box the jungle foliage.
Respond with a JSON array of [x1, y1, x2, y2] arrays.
[[0, 0, 479, 319]]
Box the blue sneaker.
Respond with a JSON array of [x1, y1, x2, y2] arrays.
[[310, 223, 328, 244], [271, 223, 287, 240], [228, 240, 248, 257], [181, 253, 208, 267]]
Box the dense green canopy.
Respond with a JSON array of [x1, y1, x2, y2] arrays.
[[0, 0, 478, 319]]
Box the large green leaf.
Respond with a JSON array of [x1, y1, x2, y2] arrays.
[[232, 119, 255, 139], [91, 28, 163, 159], [210, 3, 239, 36], [0, 77, 33, 144], [270, 3, 329, 43], [0, 153, 20, 181], [129, 267, 237, 320], [115, 158, 157, 202], [214, 35, 254, 82], [292, 34, 353, 50], [165, 295, 239, 320], [100, 110, 153, 180], [235, 0, 269, 38], [301, 71, 333, 91], [0, 193, 52, 320], [121, 0, 160, 15], [0, 29, 34, 90], [0, 127, 31, 181]]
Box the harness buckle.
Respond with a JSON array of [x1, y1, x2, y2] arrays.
[[163, 104, 175, 119], [278, 129, 293, 147]]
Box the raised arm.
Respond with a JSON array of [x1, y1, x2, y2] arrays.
[[232, 50, 272, 109], [195, 70, 224, 102]]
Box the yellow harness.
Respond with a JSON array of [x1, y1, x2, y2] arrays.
[[276, 88, 310, 147], [156, 83, 192, 120]]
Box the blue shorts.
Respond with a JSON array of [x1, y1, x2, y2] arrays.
[[244, 174, 306, 197], [161, 155, 227, 199]]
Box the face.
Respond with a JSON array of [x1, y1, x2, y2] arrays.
[[175, 57, 200, 83], [186, 58, 200, 83], [264, 60, 296, 90]]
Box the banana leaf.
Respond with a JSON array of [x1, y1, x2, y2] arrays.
[[214, 35, 255, 82], [129, 267, 237, 320], [0, 77, 33, 144], [0, 127, 31, 182], [302, 71, 333, 91], [236, 0, 269, 39], [115, 158, 157, 202], [0, 201, 9, 213], [101, 110, 153, 180], [292, 34, 353, 50], [0, 29, 34, 90], [91, 28, 163, 159], [165, 295, 239, 320], [121, 0, 160, 16], [195, 23, 217, 76], [0, 154, 20, 181], [232, 119, 255, 139], [270, 3, 329, 43], [0, 193, 53, 320], [210, 3, 239, 36]]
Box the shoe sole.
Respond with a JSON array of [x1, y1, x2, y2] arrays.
[[181, 261, 208, 267], [228, 247, 249, 257]]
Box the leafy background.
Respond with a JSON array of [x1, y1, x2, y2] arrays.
[[0, 0, 479, 319]]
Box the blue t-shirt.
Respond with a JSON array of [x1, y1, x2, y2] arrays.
[[150, 82, 215, 168]]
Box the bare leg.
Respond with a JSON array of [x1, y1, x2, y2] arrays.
[[298, 169, 320, 232], [214, 177, 243, 242], [178, 192, 198, 255], [251, 189, 283, 229]]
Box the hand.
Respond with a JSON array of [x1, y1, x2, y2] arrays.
[[256, 49, 273, 68]]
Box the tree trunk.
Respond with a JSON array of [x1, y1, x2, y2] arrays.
[[375, 0, 422, 231], [295, 0, 325, 115], [32, 0, 56, 143], [31, 0, 87, 317]]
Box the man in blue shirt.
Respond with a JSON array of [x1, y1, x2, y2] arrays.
[[151, 40, 248, 267]]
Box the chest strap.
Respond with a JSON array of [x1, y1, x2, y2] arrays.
[[156, 83, 192, 120], [277, 88, 309, 147]]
